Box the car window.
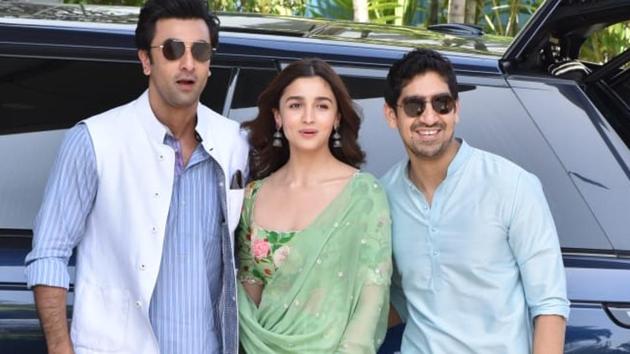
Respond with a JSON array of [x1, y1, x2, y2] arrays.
[[510, 77, 630, 252], [579, 21, 630, 65], [352, 72, 613, 251], [227, 63, 614, 251], [0, 56, 231, 231]]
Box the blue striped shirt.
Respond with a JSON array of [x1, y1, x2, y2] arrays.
[[25, 124, 223, 354]]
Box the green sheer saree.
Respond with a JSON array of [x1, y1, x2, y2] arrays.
[[237, 172, 392, 354]]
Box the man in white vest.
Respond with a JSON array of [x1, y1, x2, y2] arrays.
[[25, 1, 248, 353]]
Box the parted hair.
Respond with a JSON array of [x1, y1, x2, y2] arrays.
[[242, 58, 365, 180], [385, 48, 459, 109], [135, 0, 220, 51]]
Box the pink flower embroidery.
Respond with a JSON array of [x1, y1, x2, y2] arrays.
[[272, 245, 291, 267], [252, 238, 271, 260]]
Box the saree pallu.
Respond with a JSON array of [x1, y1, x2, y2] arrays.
[[237, 173, 392, 353]]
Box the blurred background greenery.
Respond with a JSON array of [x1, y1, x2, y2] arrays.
[[64, 0, 629, 63]]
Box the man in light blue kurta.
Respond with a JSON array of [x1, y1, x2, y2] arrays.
[[380, 48, 569, 353]]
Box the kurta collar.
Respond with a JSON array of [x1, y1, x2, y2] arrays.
[[400, 138, 472, 189], [446, 138, 472, 177]]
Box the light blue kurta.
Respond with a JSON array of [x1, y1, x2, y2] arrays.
[[381, 140, 570, 354]]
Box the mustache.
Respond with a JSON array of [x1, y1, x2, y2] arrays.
[[175, 74, 197, 81], [410, 122, 446, 131]]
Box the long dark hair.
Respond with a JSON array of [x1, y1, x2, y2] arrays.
[[242, 58, 365, 180]]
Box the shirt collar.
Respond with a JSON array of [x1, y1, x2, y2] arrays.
[[134, 89, 214, 152]]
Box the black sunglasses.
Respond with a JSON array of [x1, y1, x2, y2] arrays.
[[150, 39, 212, 62], [398, 94, 456, 117]]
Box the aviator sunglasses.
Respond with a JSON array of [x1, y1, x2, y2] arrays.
[[150, 39, 212, 62], [399, 93, 456, 117]]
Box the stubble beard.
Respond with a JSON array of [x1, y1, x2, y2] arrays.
[[407, 130, 455, 160]]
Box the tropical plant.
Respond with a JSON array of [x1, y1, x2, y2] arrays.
[[478, 0, 542, 36], [580, 22, 630, 64], [308, 0, 421, 26], [210, 0, 307, 16]]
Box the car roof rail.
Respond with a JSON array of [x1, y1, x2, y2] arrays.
[[428, 23, 484, 37]]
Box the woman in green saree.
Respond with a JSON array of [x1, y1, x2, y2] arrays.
[[237, 58, 392, 353]]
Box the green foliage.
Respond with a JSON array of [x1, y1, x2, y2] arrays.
[[209, 0, 307, 16], [64, 0, 630, 65], [307, 0, 354, 21], [580, 22, 630, 64], [65, 0, 144, 5], [479, 0, 542, 36]]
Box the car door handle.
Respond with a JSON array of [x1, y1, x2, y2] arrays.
[[605, 304, 630, 328]]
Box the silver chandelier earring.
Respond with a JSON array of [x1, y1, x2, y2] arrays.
[[332, 126, 342, 148], [272, 127, 283, 148]]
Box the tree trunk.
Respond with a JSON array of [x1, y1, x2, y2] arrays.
[[464, 0, 477, 24], [352, 0, 369, 23], [448, 0, 466, 23], [428, 0, 439, 25]]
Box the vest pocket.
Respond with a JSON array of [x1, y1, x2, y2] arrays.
[[71, 283, 130, 351]]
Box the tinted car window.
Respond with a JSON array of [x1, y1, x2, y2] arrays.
[[228, 64, 613, 251], [0, 57, 231, 231], [231, 68, 278, 109], [340, 70, 613, 251], [1, 57, 146, 134], [510, 77, 630, 251]]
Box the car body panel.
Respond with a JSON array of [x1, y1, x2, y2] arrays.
[[1, 2, 630, 353]]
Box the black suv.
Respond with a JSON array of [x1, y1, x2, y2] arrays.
[[1, 1, 630, 353]]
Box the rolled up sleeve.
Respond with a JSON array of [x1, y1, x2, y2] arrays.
[[25, 124, 97, 289], [508, 171, 570, 321]]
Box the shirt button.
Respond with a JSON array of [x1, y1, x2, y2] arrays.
[[159, 154, 164, 160], [152, 227, 157, 234], [154, 192, 159, 198], [140, 264, 146, 271], [135, 300, 142, 308], [433, 251, 439, 257], [430, 227, 437, 233], [218, 181, 224, 188]]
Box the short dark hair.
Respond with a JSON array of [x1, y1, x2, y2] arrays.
[[384, 48, 458, 109], [242, 58, 366, 180], [135, 0, 219, 51]]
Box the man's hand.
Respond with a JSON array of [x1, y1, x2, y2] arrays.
[[533, 314, 566, 354], [33, 285, 74, 354], [388, 304, 402, 328]]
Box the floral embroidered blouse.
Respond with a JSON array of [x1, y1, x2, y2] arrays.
[[237, 180, 297, 286], [236, 172, 392, 353]]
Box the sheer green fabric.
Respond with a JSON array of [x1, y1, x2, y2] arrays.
[[237, 172, 392, 354]]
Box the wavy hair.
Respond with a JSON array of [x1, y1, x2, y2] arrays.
[[242, 58, 365, 180]]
